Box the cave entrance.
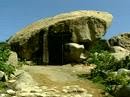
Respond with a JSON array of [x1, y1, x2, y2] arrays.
[[48, 32, 72, 65], [48, 32, 64, 65], [47, 23, 72, 65]]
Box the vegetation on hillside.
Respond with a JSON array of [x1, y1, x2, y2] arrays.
[[85, 40, 130, 97], [0, 42, 15, 90], [0, 42, 15, 76]]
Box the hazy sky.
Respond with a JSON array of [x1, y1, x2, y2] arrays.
[[0, 0, 130, 41]]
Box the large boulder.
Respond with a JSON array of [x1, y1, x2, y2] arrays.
[[7, 51, 18, 67], [64, 43, 86, 63], [109, 32, 130, 51], [8, 10, 113, 64], [110, 46, 130, 61], [14, 70, 37, 91]]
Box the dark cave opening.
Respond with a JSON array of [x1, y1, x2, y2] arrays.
[[48, 31, 72, 65], [48, 32, 64, 65]]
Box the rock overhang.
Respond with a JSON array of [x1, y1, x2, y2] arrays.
[[8, 10, 113, 45]]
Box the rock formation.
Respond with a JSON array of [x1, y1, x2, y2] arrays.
[[8, 10, 113, 64], [7, 51, 18, 67], [64, 43, 86, 63], [109, 32, 130, 51], [110, 46, 130, 61]]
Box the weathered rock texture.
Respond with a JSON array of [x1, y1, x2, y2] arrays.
[[7, 51, 18, 67], [109, 32, 130, 51], [110, 46, 130, 61], [8, 10, 113, 64], [64, 43, 86, 63]]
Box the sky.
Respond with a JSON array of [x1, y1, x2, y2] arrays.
[[0, 0, 130, 41]]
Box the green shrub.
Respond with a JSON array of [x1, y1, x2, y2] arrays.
[[105, 72, 130, 96], [88, 51, 130, 78], [86, 49, 130, 96], [0, 61, 15, 77], [0, 46, 10, 62], [88, 51, 116, 69], [0, 42, 15, 77], [88, 51, 117, 77]]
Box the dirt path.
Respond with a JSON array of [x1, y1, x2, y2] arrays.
[[23, 64, 104, 97]]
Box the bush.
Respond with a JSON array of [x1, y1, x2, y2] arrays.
[[104, 72, 130, 96], [0, 61, 15, 77], [86, 49, 130, 96], [0, 43, 15, 77], [88, 51, 116, 70], [0, 46, 10, 62]]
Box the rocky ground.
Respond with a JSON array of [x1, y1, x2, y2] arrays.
[[0, 64, 104, 97]]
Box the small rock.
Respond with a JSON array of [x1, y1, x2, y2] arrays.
[[118, 68, 130, 74], [34, 93, 45, 97], [18, 92, 34, 97], [8, 79, 16, 83], [30, 88, 42, 93], [0, 94, 8, 97], [62, 89, 68, 93], [62, 85, 86, 93], [85, 94, 93, 97], [41, 86, 48, 90], [20, 86, 36, 93], [6, 89, 16, 96], [48, 88, 59, 92]]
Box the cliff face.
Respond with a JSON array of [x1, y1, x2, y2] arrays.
[[8, 10, 113, 64]]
